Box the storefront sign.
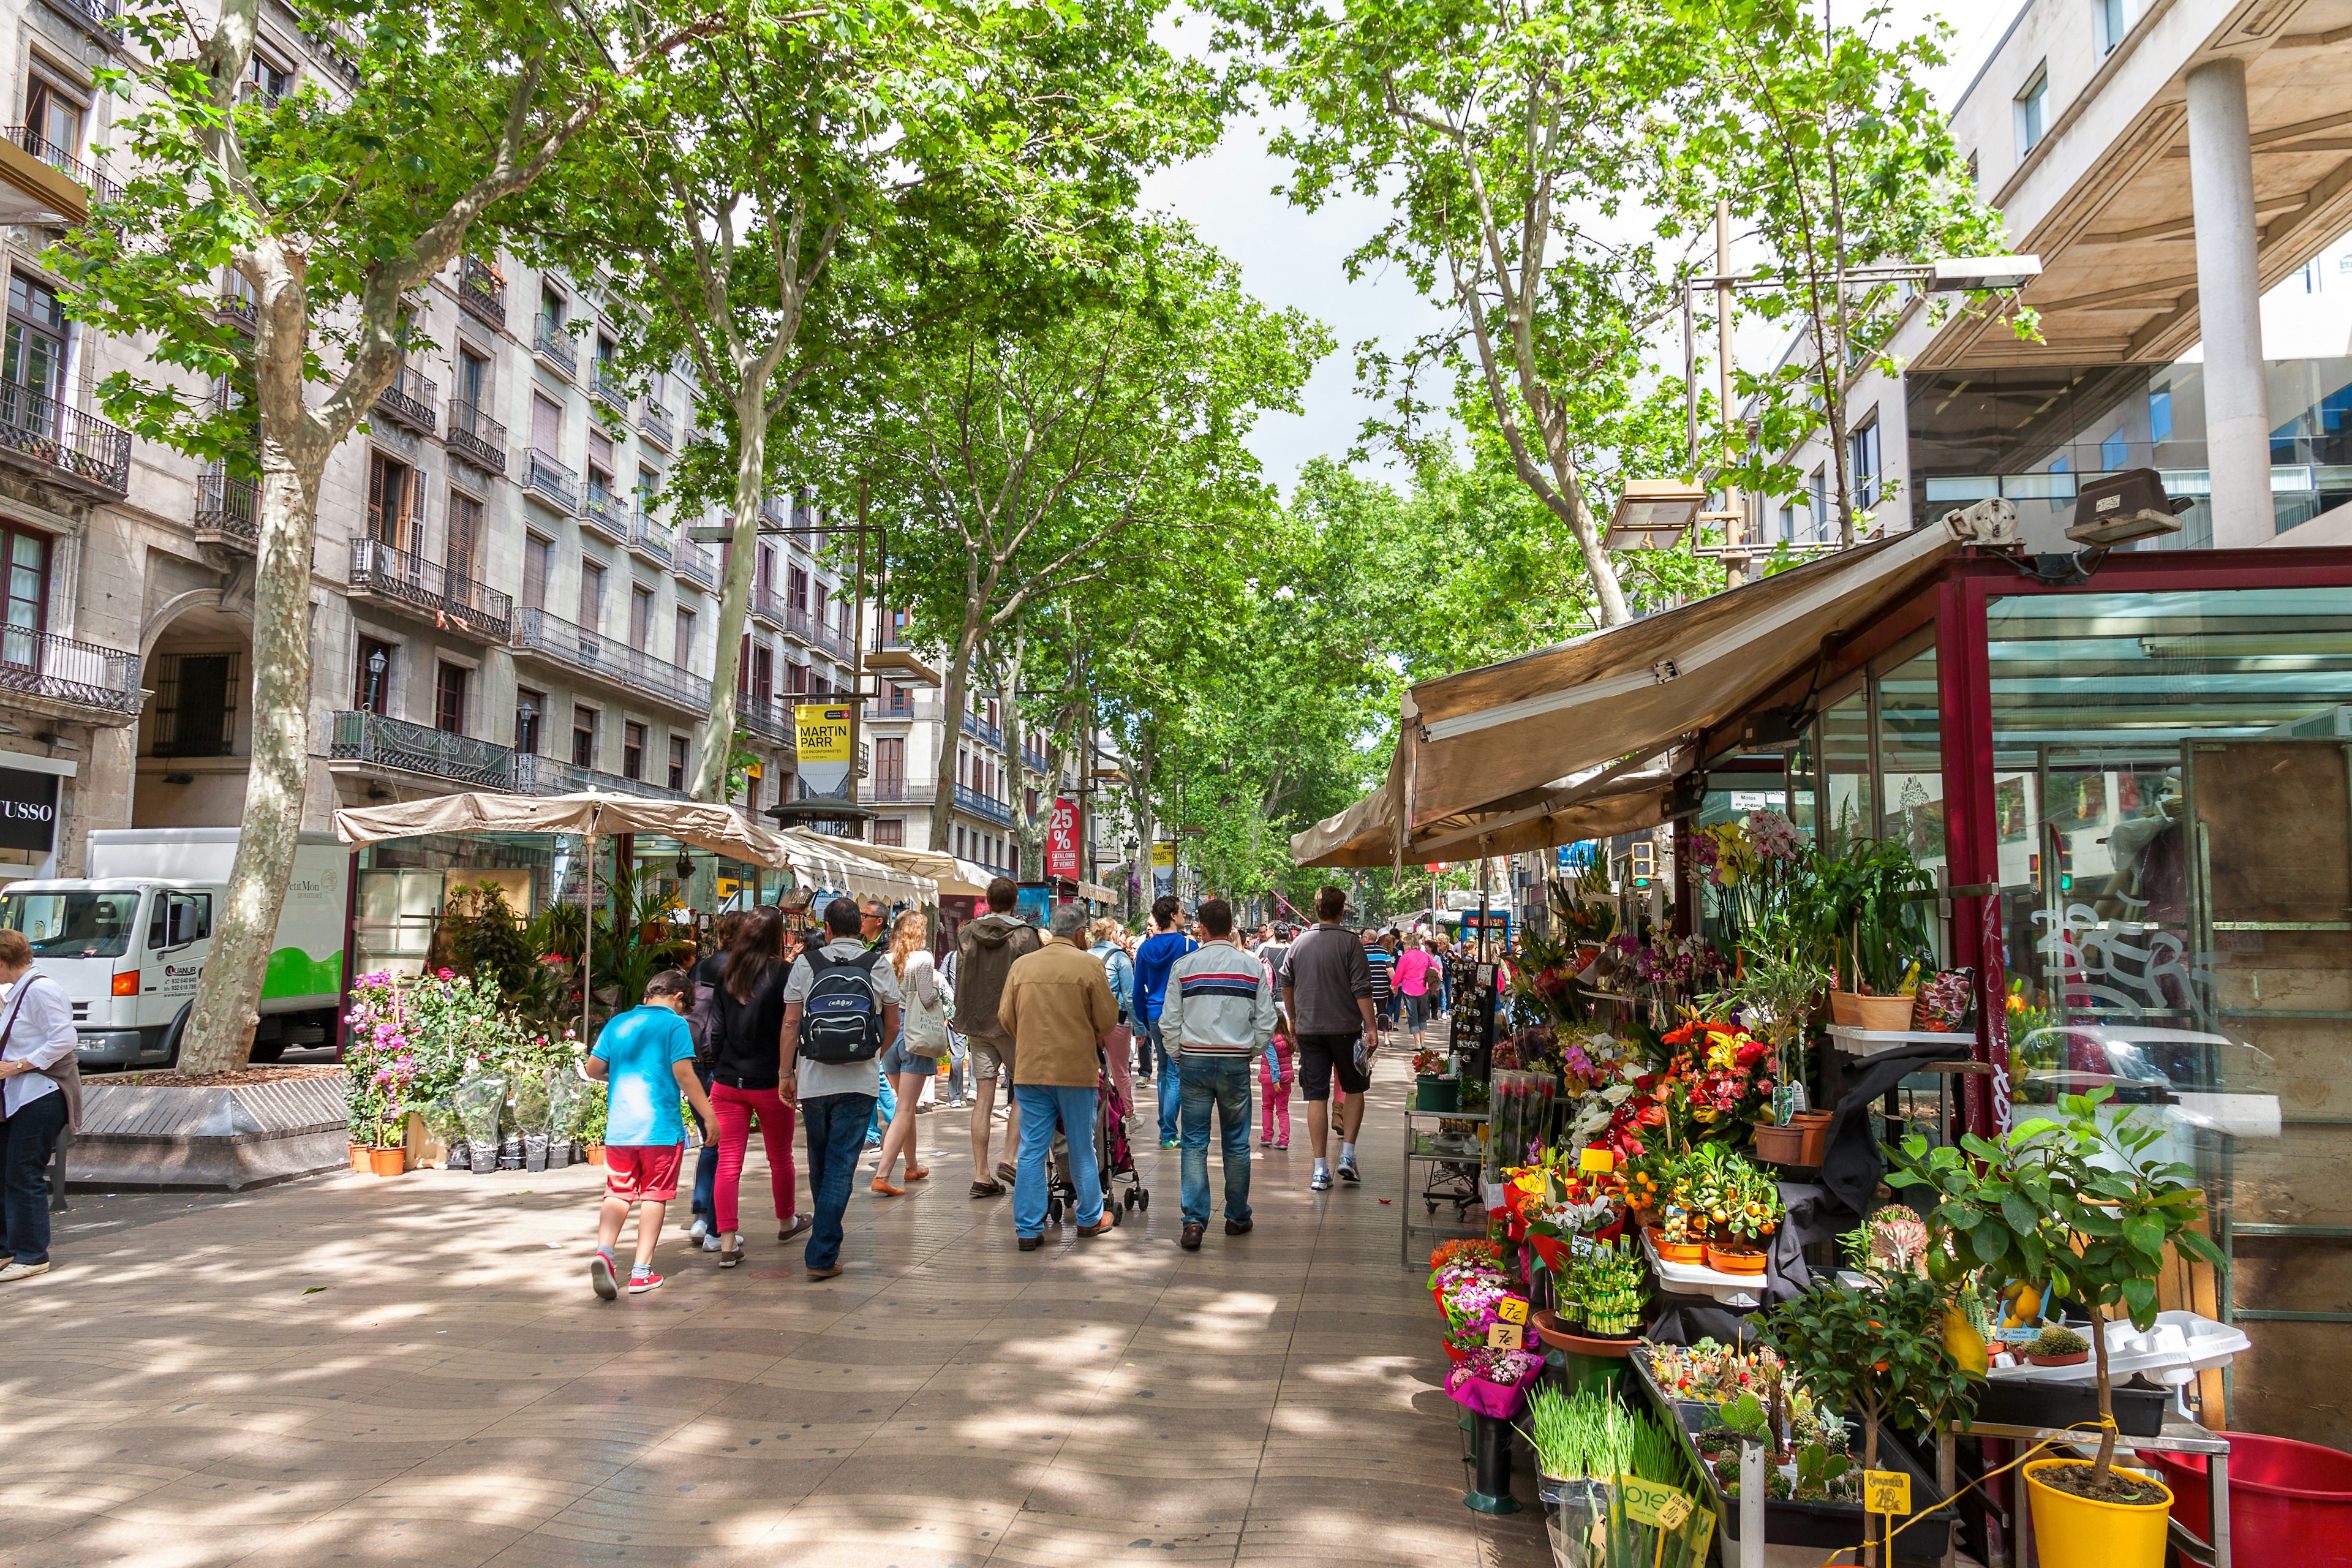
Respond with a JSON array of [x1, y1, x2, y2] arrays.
[[0, 766, 59, 853], [794, 703, 854, 799], [1046, 797, 1080, 879]]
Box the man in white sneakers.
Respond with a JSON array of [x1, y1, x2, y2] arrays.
[[1277, 886, 1377, 1190], [1160, 898, 1276, 1250]]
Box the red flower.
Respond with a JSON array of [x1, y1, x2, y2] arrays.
[[1736, 1040, 1770, 1066], [1637, 1102, 1667, 1128]]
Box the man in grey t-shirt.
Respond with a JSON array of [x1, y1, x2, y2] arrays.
[[1278, 886, 1377, 1190], [780, 898, 903, 1280]]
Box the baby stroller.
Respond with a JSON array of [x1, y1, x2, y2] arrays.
[[1046, 1043, 1150, 1226]]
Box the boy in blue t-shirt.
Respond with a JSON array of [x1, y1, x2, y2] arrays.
[[585, 968, 715, 1299]]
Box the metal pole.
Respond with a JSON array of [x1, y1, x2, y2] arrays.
[[1682, 281, 1698, 466], [848, 480, 868, 834], [581, 828, 594, 1046], [1716, 199, 1744, 589]]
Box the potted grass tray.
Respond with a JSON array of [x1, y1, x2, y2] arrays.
[[1629, 1347, 1958, 1558]]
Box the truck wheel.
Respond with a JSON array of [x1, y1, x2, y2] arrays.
[[249, 1042, 287, 1063], [162, 1006, 192, 1068]]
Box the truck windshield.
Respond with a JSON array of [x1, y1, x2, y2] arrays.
[[0, 891, 142, 958]]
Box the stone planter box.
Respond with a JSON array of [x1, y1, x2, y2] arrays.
[[73, 1071, 349, 1190]]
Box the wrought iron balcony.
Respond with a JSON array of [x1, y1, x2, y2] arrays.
[[640, 402, 673, 448], [0, 627, 140, 717], [954, 782, 1011, 826], [458, 256, 505, 326], [533, 314, 576, 375], [512, 606, 711, 714], [0, 379, 130, 496], [783, 604, 815, 643], [581, 481, 627, 541], [815, 618, 850, 658], [194, 464, 258, 548], [331, 710, 518, 790], [521, 448, 578, 514], [868, 778, 936, 805], [4, 125, 120, 206], [960, 711, 1002, 749], [751, 584, 786, 628], [349, 537, 513, 641], [673, 535, 716, 589], [446, 399, 507, 474], [214, 288, 257, 334], [372, 364, 437, 435], [592, 364, 629, 414], [627, 507, 671, 564], [514, 753, 685, 801], [736, 693, 792, 743], [761, 493, 790, 529], [49, 0, 119, 35]]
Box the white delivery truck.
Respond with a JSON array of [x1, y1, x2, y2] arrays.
[[0, 828, 350, 1068]]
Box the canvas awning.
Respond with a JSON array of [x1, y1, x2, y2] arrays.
[[826, 843, 990, 899], [1294, 521, 1962, 867]]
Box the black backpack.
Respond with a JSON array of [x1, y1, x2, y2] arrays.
[[797, 947, 888, 1065]]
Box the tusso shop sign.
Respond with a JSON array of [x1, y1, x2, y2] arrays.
[[0, 766, 59, 853]]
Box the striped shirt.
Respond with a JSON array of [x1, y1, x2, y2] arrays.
[[1365, 944, 1394, 999], [1159, 941, 1277, 1060]]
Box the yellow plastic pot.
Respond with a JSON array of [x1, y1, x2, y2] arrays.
[[2023, 1457, 2173, 1568]]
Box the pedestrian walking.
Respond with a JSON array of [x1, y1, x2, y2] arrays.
[[1363, 932, 1396, 1034], [1394, 935, 1439, 1046], [0, 927, 78, 1282], [1161, 898, 1275, 1250], [872, 911, 946, 1195], [1257, 1029, 1291, 1150], [952, 878, 1041, 1196], [1088, 918, 1137, 1120], [998, 901, 1121, 1249], [779, 899, 902, 1280], [1131, 895, 1197, 1149], [1280, 887, 1378, 1191], [940, 945, 969, 1107], [704, 907, 811, 1266], [587, 968, 717, 1299], [683, 911, 744, 1253]]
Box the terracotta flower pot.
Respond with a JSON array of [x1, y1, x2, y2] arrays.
[[348, 1142, 369, 1174], [1532, 1309, 1642, 1354], [586, 1144, 607, 1166], [1706, 1243, 1768, 1275], [368, 1145, 405, 1178], [1648, 1226, 1705, 1265], [1828, 990, 1865, 1027], [1841, 992, 1917, 1031], [2025, 1349, 2090, 1368], [1751, 1121, 1812, 1166]]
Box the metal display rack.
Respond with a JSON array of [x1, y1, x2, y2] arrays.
[[1401, 1107, 1488, 1264]]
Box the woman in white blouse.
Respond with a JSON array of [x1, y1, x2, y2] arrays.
[[0, 925, 80, 1281]]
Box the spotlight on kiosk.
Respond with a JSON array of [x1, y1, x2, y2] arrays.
[[1928, 254, 2043, 292]]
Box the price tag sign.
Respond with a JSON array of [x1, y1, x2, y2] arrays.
[[1997, 1325, 2041, 1343], [1863, 1470, 1912, 1518], [1578, 1147, 1616, 1174], [1496, 1297, 1529, 1325], [1486, 1320, 1525, 1351], [1615, 1475, 1690, 1529]]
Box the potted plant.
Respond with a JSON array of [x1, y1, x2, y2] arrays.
[[1888, 1086, 2223, 1567], [1572, 1238, 1647, 1336], [1759, 1272, 1981, 1568], [1411, 1046, 1457, 1111], [1792, 837, 1934, 1028], [1731, 940, 1831, 1163], [2022, 1324, 2090, 1368], [1703, 1158, 1783, 1275]]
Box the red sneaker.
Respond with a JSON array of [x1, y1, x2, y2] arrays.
[[627, 1269, 664, 1295], [590, 1250, 617, 1301]]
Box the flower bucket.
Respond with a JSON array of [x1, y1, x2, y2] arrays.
[[1414, 1075, 1460, 1112], [1528, 1232, 1570, 1274], [523, 1134, 549, 1173], [1444, 1342, 1471, 1366], [368, 1146, 405, 1178], [2022, 1458, 2172, 1568], [469, 1139, 502, 1174], [1705, 1243, 1767, 1275], [547, 1142, 572, 1170]]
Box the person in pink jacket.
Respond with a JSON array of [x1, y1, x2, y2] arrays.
[[1258, 1029, 1292, 1149]]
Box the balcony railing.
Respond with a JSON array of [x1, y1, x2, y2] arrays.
[[627, 507, 671, 562], [533, 314, 576, 375], [1021, 747, 1049, 774], [750, 584, 786, 628], [641, 402, 674, 448], [512, 607, 711, 714], [581, 482, 627, 540], [349, 538, 513, 639], [868, 778, 936, 805], [522, 448, 578, 513], [960, 712, 1002, 749], [194, 464, 258, 546], [0, 379, 130, 496], [0, 627, 140, 716], [49, 0, 119, 35], [868, 696, 945, 723], [215, 288, 257, 333], [736, 693, 792, 743], [4, 125, 120, 206], [514, 753, 684, 801], [783, 604, 815, 643], [673, 535, 716, 588], [954, 782, 1011, 826], [446, 399, 507, 474], [458, 256, 505, 326], [372, 364, 437, 435], [815, 619, 850, 658], [760, 493, 790, 529], [592, 364, 629, 414], [332, 710, 518, 790]]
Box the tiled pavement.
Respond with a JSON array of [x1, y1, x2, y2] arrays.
[[2, 1057, 1551, 1568]]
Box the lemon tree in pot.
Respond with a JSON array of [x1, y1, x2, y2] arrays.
[[1888, 1087, 2223, 1567]]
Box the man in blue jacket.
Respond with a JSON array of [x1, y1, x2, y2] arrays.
[[1131, 894, 1197, 1148]]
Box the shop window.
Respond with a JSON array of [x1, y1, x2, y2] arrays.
[[515, 687, 545, 755], [149, 651, 240, 757], [434, 662, 467, 734], [355, 637, 394, 714], [1817, 685, 1872, 849], [622, 720, 646, 781], [667, 734, 688, 791], [571, 704, 598, 768]]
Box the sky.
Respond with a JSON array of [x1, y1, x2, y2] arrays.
[[1138, 2, 2022, 496]]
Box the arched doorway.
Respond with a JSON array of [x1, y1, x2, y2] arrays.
[[134, 603, 253, 829]]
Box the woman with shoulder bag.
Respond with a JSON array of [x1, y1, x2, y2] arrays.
[[872, 912, 947, 1194], [707, 907, 809, 1266], [684, 911, 742, 1251], [0, 927, 79, 1280]]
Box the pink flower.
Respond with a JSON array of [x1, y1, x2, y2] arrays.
[[437, 968, 455, 980]]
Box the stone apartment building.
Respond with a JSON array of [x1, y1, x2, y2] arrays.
[[0, 0, 872, 889]]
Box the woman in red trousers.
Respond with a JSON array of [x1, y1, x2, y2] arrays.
[[706, 906, 809, 1265]]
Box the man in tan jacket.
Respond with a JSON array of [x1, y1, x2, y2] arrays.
[[998, 902, 1121, 1250]]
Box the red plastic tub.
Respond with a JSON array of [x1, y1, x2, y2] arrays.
[[2142, 1432, 2352, 1568]]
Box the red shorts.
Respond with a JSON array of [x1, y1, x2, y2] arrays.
[[602, 1144, 684, 1202]]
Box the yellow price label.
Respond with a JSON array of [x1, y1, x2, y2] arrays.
[[1496, 1297, 1529, 1324], [1579, 1146, 1616, 1173], [1863, 1470, 1912, 1517], [1614, 1475, 1689, 1529], [1485, 1321, 1524, 1351]]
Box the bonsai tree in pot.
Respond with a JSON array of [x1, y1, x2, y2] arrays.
[[1759, 1272, 1981, 1567], [1888, 1086, 2222, 1510]]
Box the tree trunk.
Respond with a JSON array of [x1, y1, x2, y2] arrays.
[[176, 461, 318, 1073], [1862, 1408, 1881, 1568], [1129, 727, 1156, 916], [2091, 1313, 2117, 1480], [691, 387, 766, 802], [927, 617, 984, 850]]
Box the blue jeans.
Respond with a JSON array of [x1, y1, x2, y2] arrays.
[[799, 1092, 877, 1270], [1178, 1057, 1253, 1229], [692, 1144, 718, 1225], [0, 1088, 67, 1264], [946, 1033, 967, 1103], [869, 1063, 897, 1141], [1145, 1016, 1180, 1142], [1012, 1084, 1102, 1237]]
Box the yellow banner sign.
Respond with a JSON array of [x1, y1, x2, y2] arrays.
[[1151, 840, 1177, 869], [795, 704, 854, 760], [1863, 1470, 1911, 1517]]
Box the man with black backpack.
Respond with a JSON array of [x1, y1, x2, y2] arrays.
[[778, 897, 903, 1281]]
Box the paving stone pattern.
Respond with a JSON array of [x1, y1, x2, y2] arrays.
[[2, 1058, 1551, 1568]]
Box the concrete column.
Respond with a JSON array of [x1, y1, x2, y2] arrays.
[[2185, 57, 2273, 547]]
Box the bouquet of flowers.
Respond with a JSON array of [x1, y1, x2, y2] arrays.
[[1411, 1046, 1448, 1078]]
